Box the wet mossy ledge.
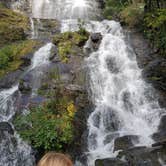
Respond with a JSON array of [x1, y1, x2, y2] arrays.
[[53, 29, 89, 63], [0, 40, 40, 78], [0, 4, 30, 47]]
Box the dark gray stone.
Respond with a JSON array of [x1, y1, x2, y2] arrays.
[[0, 122, 14, 135], [91, 33, 102, 43], [49, 45, 58, 61], [142, 58, 166, 91], [114, 135, 139, 152], [20, 53, 33, 67], [153, 115, 166, 141], [0, 70, 22, 89], [95, 158, 128, 166]]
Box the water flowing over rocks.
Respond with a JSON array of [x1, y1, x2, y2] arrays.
[[0, 0, 166, 166]]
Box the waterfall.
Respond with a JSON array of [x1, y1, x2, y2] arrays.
[[85, 20, 163, 165], [0, 43, 53, 166], [32, 0, 100, 20], [60, 18, 164, 165], [1, 0, 164, 165]]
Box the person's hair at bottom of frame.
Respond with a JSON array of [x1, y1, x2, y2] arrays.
[[37, 152, 73, 166]]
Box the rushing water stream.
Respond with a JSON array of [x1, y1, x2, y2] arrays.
[[0, 42, 53, 166], [0, 0, 165, 165]]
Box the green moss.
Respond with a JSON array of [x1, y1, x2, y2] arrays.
[[14, 98, 76, 151], [0, 40, 39, 77], [53, 30, 89, 63], [0, 5, 30, 47]]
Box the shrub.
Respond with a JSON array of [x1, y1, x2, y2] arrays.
[[120, 3, 144, 27], [14, 99, 76, 151], [103, 0, 129, 19], [0, 40, 39, 77]]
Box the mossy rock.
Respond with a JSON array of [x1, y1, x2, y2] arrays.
[[53, 30, 89, 63], [0, 5, 30, 47], [0, 40, 40, 78]]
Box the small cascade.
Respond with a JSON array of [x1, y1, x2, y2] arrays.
[[0, 85, 18, 121], [30, 17, 36, 39], [0, 43, 53, 166], [29, 43, 53, 95]]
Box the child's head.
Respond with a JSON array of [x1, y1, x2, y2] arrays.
[[37, 152, 73, 166]]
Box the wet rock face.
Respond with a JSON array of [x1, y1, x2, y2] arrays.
[[96, 143, 166, 166], [91, 33, 102, 43], [95, 158, 128, 166], [49, 45, 58, 61], [20, 53, 34, 67], [31, 18, 60, 40], [18, 72, 34, 94], [0, 122, 15, 146], [153, 115, 166, 141], [114, 135, 139, 152], [90, 33, 102, 51], [0, 71, 22, 89], [127, 30, 166, 108], [143, 58, 166, 91], [0, 122, 14, 135], [85, 33, 102, 54]]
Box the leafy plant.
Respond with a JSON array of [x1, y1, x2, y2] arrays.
[[144, 9, 166, 55], [53, 30, 89, 63], [14, 99, 76, 151], [0, 40, 39, 77]]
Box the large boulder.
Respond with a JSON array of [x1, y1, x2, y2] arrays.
[[91, 33, 102, 43]]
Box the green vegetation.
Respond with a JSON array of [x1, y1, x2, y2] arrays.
[[14, 98, 76, 151], [0, 4, 29, 47], [53, 30, 89, 63], [0, 40, 39, 77], [103, 0, 129, 19], [103, 0, 145, 27], [144, 9, 166, 56], [103, 0, 166, 55], [120, 3, 144, 27]]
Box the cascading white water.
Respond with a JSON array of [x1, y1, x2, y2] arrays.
[[85, 20, 163, 165], [34, 0, 165, 164], [32, 0, 100, 20], [0, 43, 53, 166], [3, 0, 164, 165], [60, 19, 164, 165], [0, 85, 18, 121], [30, 43, 52, 69], [30, 43, 53, 95]]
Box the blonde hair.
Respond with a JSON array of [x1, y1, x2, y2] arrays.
[[37, 152, 73, 166]]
